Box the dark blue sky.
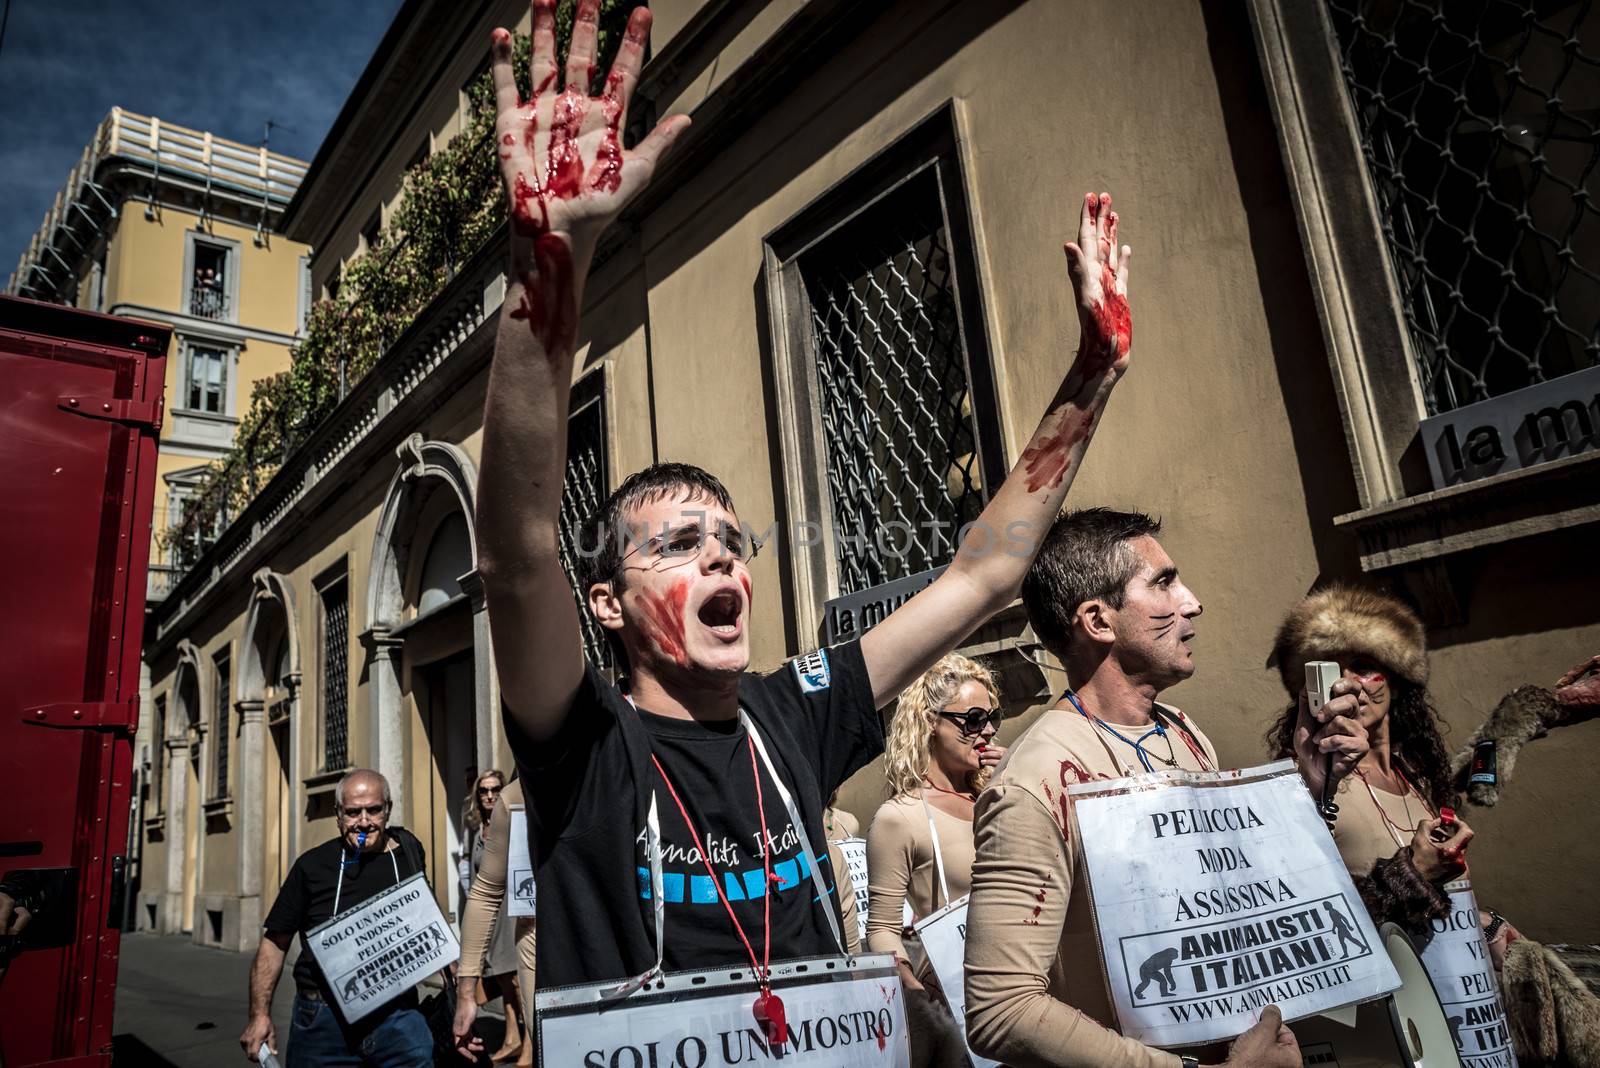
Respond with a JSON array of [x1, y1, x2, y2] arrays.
[[0, 0, 406, 271]]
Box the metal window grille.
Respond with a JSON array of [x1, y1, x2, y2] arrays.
[[559, 380, 611, 669], [802, 175, 986, 595], [1326, 0, 1600, 414], [321, 579, 350, 772], [212, 655, 230, 798]]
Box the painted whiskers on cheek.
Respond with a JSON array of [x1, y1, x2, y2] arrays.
[[1147, 611, 1177, 639]]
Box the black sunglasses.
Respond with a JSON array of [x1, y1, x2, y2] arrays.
[[938, 707, 1002, 735]]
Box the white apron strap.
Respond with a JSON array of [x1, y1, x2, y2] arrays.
[[741, 709, 848, 957], [332, 842, 400, 917], [917, 793, 953, 907]]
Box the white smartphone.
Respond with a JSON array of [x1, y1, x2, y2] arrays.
[[1305, 660, 1341, 716]]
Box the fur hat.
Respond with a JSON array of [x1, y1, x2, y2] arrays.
[[1272, 585, 1429, 693]]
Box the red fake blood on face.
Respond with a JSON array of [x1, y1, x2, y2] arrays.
[[1020, 409, 1095, 493], [739, 573, 752, 609], [636, 579, 691, 667]]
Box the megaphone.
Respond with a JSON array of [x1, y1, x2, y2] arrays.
[[1291, 924, 1462, 1068]]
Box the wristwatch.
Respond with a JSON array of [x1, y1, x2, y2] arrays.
[[1483, 910, 1507, 943], [1181, 1056, 1200, 1068]]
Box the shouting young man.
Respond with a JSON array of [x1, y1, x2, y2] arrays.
[[963, 509, 1373, 1068], [476, 0, 1132, 1001]]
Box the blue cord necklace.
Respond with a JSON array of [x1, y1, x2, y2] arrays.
[[1063, 690, 1179, 773]]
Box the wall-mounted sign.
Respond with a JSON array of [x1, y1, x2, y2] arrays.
[[1420, 364, 1600, 488], [820, 566, 947, 645]]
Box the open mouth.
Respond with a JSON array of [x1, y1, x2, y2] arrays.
[[697, 588, 743, 637]]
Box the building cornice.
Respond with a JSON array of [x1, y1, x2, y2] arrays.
[[107, 303, 302, 349]]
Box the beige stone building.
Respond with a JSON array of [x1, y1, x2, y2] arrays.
[[135, 0, 1599, 954]]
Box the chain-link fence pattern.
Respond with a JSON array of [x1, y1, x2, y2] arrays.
[[1326, 0, 1600, 414], [321, 582, 349, 773], [560, 390, 611, 670], [803, 183, 986, 595]]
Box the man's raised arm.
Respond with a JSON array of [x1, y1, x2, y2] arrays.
[[863, 192, 1131, 707], [475, 0, 687, 742]]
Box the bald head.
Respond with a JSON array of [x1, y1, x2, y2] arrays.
[[334, 769, 392, 853], [335, 769, 390, 809]]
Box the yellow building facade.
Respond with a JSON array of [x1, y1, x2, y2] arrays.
[[135, 0, 1599, 958], [7, 108, 311, 946]]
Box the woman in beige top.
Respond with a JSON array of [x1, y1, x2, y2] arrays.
[[452, 777, 537, 1065], [1267, 587, 1516, 957], [866, 653, 1005, 990]]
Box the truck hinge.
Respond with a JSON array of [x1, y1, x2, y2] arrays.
[[23, 700, 139, 732], [57, 394, 164, 431]]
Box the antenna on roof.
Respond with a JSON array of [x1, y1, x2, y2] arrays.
[[254, 118, 296, 246]]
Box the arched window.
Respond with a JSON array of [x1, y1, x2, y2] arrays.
[[418, 512, 471, 615]]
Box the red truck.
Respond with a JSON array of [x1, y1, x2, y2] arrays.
[[0, 295, 168, 1066]]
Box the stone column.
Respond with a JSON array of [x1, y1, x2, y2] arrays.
[[362, 627, 408, 826], [234, 697, 266, 949], [162, 736, 189, 934]]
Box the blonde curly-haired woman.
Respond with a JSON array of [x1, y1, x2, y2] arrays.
[[867, 653, 1006, 1068]]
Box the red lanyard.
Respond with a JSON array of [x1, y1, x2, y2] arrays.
[[651, 735, 788, 1042], [1354, 766, 1433, 845]]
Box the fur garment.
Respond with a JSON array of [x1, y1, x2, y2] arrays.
[[1450, 654, 1600, 806], [1357, 847, 1450, 931], [1272, 585, 1429, 692], [1502, 937, 1600, 1068]]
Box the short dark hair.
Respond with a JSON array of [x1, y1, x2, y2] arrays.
[[1022, 507, 1162, 661], [577, 461, 737, 594]]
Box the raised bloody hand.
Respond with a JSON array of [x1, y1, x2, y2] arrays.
[[490, 0, 690, 354], [1016, 192, 1133, 493], [1063, 192, 1133, 381]]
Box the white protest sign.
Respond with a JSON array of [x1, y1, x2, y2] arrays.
[[914, 896, 999, 1068], [306, 872, 460, 1022], [1070, 761, 1399, 1047], [838, 838, 870, 943], [508, 806, 536, 918], [1423, 882, 1517, 1068], [538, 954, 909, 1068]]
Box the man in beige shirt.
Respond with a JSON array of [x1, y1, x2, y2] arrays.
[[964, 509, 1371, 1068]]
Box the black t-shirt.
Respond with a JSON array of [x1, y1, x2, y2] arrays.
[[262, 829, 426, 999], [511, 641, 880, 990]]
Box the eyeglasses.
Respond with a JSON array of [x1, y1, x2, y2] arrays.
[[478, 785, 501, 795], [938, 707, 1003, 736], [618, 521, 762, 569], [340, 804, 388, 820]]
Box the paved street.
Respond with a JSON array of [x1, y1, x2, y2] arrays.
[[111, 932, 508, 1065], [112, 932, 292, 1066]]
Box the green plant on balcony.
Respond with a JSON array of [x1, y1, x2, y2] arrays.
[[161, 1, 641, 571]]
